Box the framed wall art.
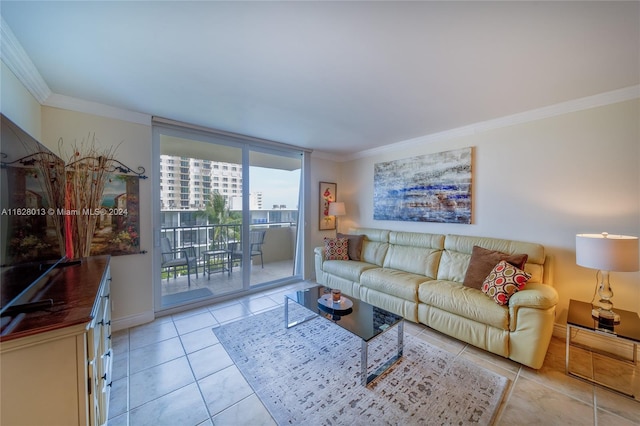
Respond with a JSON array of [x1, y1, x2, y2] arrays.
[[373, 147, 473, 224], [319, 181, 337, 230]]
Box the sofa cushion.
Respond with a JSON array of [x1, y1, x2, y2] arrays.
[[350, 228, 390, 266], [436, 250, 471, 283], [324, 237, 349, 260], [482, 260, 531, 305], [463, 246, 528, 290], [360, 240, 389, 266], [337, 233, 364, 261], [383, 246, 442, 278], [360, 268, 431, 302], [443, 234, 546, 284], [384, 231, 444, 278], [322, 260, 379, 283], [418, 280, 510, 330], [388, 231, 445, 249]]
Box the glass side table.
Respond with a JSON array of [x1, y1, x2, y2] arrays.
[[202, 249, 231, 278], [566, 299, 639, 400]]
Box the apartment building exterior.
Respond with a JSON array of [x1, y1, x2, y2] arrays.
[[159, 155, 246, 211], [159, 155, 296, 240]]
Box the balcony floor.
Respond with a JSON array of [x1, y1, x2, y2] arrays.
[[161, 259, 295, 309]]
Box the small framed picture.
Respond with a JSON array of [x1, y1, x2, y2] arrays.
[[319, 181, 337, 230]]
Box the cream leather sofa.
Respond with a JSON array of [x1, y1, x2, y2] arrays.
[[314, 228, 559, 369]]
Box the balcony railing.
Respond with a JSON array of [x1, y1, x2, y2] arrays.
[[160, 222, 295, 262]]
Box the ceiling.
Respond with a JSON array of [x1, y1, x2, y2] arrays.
[[1, 1, 638, 158]]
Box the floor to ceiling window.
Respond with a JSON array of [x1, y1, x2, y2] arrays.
[[248, 149, 301, 287], [152, 119, 307, 313]]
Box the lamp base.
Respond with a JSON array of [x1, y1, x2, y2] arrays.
[[591, 307, 620, 324]]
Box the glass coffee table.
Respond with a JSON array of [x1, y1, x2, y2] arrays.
[[284, 285, 404, 386]]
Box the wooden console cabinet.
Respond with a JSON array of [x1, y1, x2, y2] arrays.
[[0, 256, 112, 425]]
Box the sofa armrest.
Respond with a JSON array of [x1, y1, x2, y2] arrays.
[[509, 283, 559, 310], [508, 282, 558, 332]]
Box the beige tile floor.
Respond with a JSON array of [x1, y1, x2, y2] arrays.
[[108, 282, 640, 425]]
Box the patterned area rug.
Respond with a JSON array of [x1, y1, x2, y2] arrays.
[[213, 305, 508, 425]]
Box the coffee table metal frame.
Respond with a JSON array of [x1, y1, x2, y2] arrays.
[[284, 286, 404, 386]]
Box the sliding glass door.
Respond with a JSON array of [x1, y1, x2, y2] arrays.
[[152, 120, 304, 312], [247, 149, 301, 287]]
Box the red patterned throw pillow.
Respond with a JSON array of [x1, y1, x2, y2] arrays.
[[324, 237, 349, 260], [481, 260, 531, 305]]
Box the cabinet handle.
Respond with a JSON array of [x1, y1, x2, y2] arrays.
[[97, 320, 104, 326], [101, 374, 107, 381], [106, 320, 111, 326], [107, 381, 113, 388], [105, 350, 111, 357], [107, 334, 111, 340]]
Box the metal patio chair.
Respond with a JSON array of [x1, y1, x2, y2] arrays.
[[160, 237, 198, 287], [230, 229, 266, 270]]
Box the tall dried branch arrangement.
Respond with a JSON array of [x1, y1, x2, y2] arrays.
[[61, 135, 118, 258], [33, 148, 67, 256]]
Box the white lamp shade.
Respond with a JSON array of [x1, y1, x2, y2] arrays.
[[328, 202, 346, 217], [576, 233, 639, 272]]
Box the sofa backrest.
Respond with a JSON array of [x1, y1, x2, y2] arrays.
[[438, 234, 546, 284], [385, 231, 444, 278], [347, 228, 548, 285], [349, 228, 390, 266], [349, 228, 552, 284]]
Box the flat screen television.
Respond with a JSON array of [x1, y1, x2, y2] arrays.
[[0, 114, 67, 319]]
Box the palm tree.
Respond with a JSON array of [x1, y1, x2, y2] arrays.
[[202, 191, 226, 224], [197, 192, 241, 249]]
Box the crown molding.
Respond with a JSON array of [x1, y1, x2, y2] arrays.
[[347, 85, 640, 162], [0, 17, 51, 103], [1, 16, 150, 126], [310, 150, 344, 162], [44, 93, 151, 126]]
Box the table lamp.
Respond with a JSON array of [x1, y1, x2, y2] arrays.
[[328, 201, 346, 234], [576, 232, 639, 323]]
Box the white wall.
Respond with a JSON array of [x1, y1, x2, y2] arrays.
[[1, 62, 41, 139], [40, 107, 154, 330], [309, 156, 342, 244], [339, 99, 640, 323]]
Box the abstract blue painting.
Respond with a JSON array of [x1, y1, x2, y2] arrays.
[[374, 147, 472, 224]]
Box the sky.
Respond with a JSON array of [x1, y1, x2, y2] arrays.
[[250, 167, 300, 209]]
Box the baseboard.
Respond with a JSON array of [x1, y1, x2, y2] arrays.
[[552, 323, 565, 340], [552, 323, 637, 360], [111, 310, 155, 332]]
